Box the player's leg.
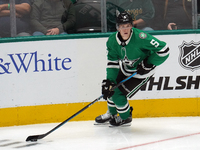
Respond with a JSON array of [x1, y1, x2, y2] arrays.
[[108, 76, 152, 126], [95, 87, 132, 125], [95, 97, 117, 124], [109, 88, 133, 126], [119, 76, 152, 98], [95, 75, 152, 125]]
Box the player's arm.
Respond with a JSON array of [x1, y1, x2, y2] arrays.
[[136, 33, 169, 75], [141, 33, 169, 66], [147, 38, 169, 66]]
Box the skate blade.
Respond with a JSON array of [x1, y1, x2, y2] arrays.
[[94, 122, 110, 125], [109, 122, 131, 127]]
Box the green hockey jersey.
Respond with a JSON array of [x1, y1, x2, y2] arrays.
[[106, 28, 169, 83]]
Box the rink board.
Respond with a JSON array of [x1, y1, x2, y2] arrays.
[[0, 30, 200, 127], [0, 98, 200, 127]]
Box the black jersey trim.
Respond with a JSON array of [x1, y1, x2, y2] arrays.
[[157, 47, 169, 54]]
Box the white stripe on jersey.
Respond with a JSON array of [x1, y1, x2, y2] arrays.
[[156, 44, 170, 57], [107, 60, 119, 69]]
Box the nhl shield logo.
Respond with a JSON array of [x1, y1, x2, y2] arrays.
[[178, 41, 200, 71]]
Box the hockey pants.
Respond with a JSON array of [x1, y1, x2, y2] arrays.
[[107, 71, 153, 120]]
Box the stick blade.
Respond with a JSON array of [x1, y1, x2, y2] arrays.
[[26, 135, 39, 142], [26, 133, 46, 142]]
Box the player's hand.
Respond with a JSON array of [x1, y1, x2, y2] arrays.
[[137, 58, 155, 75], [102, 79, 115, 100]]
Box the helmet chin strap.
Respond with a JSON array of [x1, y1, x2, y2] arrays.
[[116, 24, 119, 31]]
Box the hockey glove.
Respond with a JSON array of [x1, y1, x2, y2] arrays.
[[137, 58, 155, 75], [102, 79, 115, 100]]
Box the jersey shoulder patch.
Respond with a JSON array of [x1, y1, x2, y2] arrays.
[[139, 32, 147, 39]]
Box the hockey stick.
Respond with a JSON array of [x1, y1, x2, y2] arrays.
[[26, 72, 137, 142]]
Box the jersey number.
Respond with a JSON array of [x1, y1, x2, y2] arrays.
[[150, 39, 159, 48]]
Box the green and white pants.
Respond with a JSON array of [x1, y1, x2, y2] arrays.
[[107, 71, 152, 120]]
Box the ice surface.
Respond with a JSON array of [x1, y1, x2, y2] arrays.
[[0, 117, 200, 150]]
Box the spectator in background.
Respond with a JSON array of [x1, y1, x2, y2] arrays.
[[30, 0, 75, 36], [106, 0, 155, 32], [151, 0, 192, 30], [0, 0, 31, 38]]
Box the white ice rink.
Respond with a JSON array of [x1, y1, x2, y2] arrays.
[[1, 117, 200, 150]]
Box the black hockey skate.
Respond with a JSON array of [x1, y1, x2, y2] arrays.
[[109, 107, 133, 127], [94, 111, 111, 125]]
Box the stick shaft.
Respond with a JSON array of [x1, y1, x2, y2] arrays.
[[26, 72, 136, 141], [112, 72, 137, 90]]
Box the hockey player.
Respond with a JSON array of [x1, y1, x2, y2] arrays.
[[95, 11, 169, 126]]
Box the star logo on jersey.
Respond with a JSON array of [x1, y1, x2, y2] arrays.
[[122, 56, 140, 67], [178, 41, 200, 71]]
